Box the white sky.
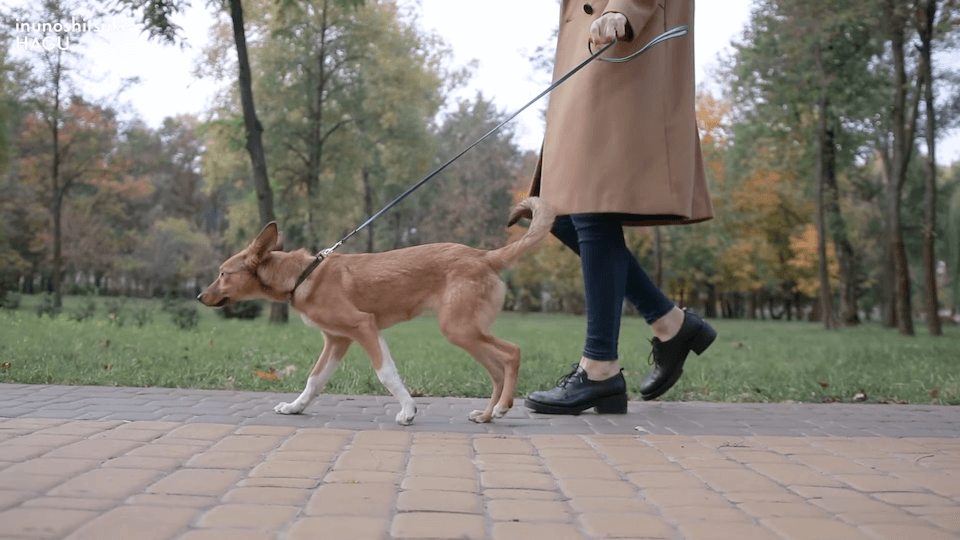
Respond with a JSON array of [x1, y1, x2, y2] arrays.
[[7, 0, 960, 162]]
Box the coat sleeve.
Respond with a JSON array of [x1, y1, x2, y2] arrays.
[[602, 0, 659, 42]]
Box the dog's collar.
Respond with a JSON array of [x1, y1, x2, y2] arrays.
[[289, 249, 330, 301]]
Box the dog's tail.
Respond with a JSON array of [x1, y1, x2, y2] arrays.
[[486, 196, 556, 271]]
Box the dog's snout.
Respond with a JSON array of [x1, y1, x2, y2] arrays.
[[197, 293, 203, 302]]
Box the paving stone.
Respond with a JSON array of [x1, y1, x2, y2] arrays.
[[3, 457, 98, 477], [737, 500, 834, 519], [197, 503, 298, 529], [579, 512, 676, 538], [0, 507, 97, 538], [100, 455, 184, 470], [305, 482, 396, 516], [49, 468, 164, 499], [147, 469, 244, 496], [558, 478, 637, 498], [224, 486, 311, 506], [641, 487, 733, 508], [693, 467, 787, 493], [186, 451, 265, 469], [485, 488, 562, 501], [390, 512, 486, 539], [482, 470, 557, 491], [396, 489, 484, 513], [21, 496, 117, 511], [491, 522, 585, 540], [680, 521, 781, 540], [287, 516, 389, 540], [567, 496, 653, 513], [208, 435, 286, 453], [761, 516, 874, 540], [487, 499, 571, 521], [833, 473, 925, 493], [333, 448, 406, 472], [179, 530, 276, 540], [65, 505, 199, 540]]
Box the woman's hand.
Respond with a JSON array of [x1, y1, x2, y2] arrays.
[[589, 12, 628, 47]]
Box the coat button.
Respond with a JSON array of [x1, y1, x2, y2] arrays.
[[583, 3, 594, 15]]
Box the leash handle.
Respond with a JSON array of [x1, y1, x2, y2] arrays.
[[587, 25, 688, 62]]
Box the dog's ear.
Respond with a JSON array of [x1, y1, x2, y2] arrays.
[[249, 222, 279, 258], [270, 232, 284, 252]]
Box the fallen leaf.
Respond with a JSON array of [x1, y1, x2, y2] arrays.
[[818, 381, 829, 389], [209, 340, 215, 347], [103, 364, 113, 370], [930, 387, 940, 399], [253, 370, 282, 381], [853, 392, 866, 402], [99, 339, 111, 348], [731, 342, 744, 349], [282, 364, 297, 377], [1, 362, 10, 369]]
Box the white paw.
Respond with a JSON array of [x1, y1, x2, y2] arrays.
[[492, 404, 510, 419], [395, 404, 417, 426], [468, 410, 492, 423], [274, 401, 304, 415]]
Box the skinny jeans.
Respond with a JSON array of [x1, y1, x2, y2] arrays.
[[551, 214, 675, 361]]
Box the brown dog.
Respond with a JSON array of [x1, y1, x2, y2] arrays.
[[198, 197, 555, 424]]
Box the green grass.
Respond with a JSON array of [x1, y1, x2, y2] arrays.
[[1, 295, 958, 404]]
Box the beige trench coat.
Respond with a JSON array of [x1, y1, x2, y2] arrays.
[[529, 0, 713, 226]]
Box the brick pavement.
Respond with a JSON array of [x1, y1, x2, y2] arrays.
[[0, 383, 958, 539]]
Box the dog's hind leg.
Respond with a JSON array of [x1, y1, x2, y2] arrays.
[[275, 333, 351, 415]]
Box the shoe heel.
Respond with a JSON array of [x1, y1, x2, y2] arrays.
[[594, 393, 628, 414], [690, 321, 717, 356]]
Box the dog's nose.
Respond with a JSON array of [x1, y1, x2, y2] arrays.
[[196, 293, 203, 302], [583, 3, 594, 14]]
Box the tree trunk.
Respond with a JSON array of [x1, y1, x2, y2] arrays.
[[821, 116, 859, 326], [228, 0, 287, 324], [813, 45, 836, 330], [920, 0, 941, 336], [886, 6, 920, 336]]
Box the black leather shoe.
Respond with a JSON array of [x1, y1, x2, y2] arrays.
[[525, 364, 628, 415], [640, 308, 717, 401]]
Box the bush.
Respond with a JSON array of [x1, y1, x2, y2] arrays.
[[35, 294, 61, 318], [0, 291, 21, 310], [71, 299, 97, 322], [217, 300, 264, 320], [170, 304, 200, 330], [104, 298, 126, 327], [132, 307, 153, 327]]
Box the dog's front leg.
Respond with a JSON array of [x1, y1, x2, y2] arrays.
[[362, 335, 417, 426], [275, 334, 351, 415]]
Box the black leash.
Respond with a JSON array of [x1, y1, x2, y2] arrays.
[[291, 26, 689, 296]]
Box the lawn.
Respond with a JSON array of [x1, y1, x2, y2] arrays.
[[1, 295, 958, 405]]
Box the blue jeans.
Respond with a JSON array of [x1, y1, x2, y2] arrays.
[[552, 215, 675, 361]]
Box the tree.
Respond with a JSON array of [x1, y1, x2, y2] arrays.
[[7, 0, 105, 307], [916, 0, 960, 335], [728, 0, 879, 328]]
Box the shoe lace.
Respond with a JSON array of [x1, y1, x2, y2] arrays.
[[647, 339, 659, 366], [555, 363, 581, 388]]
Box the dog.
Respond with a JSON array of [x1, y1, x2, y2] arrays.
[[198, 197, 555, 424]]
